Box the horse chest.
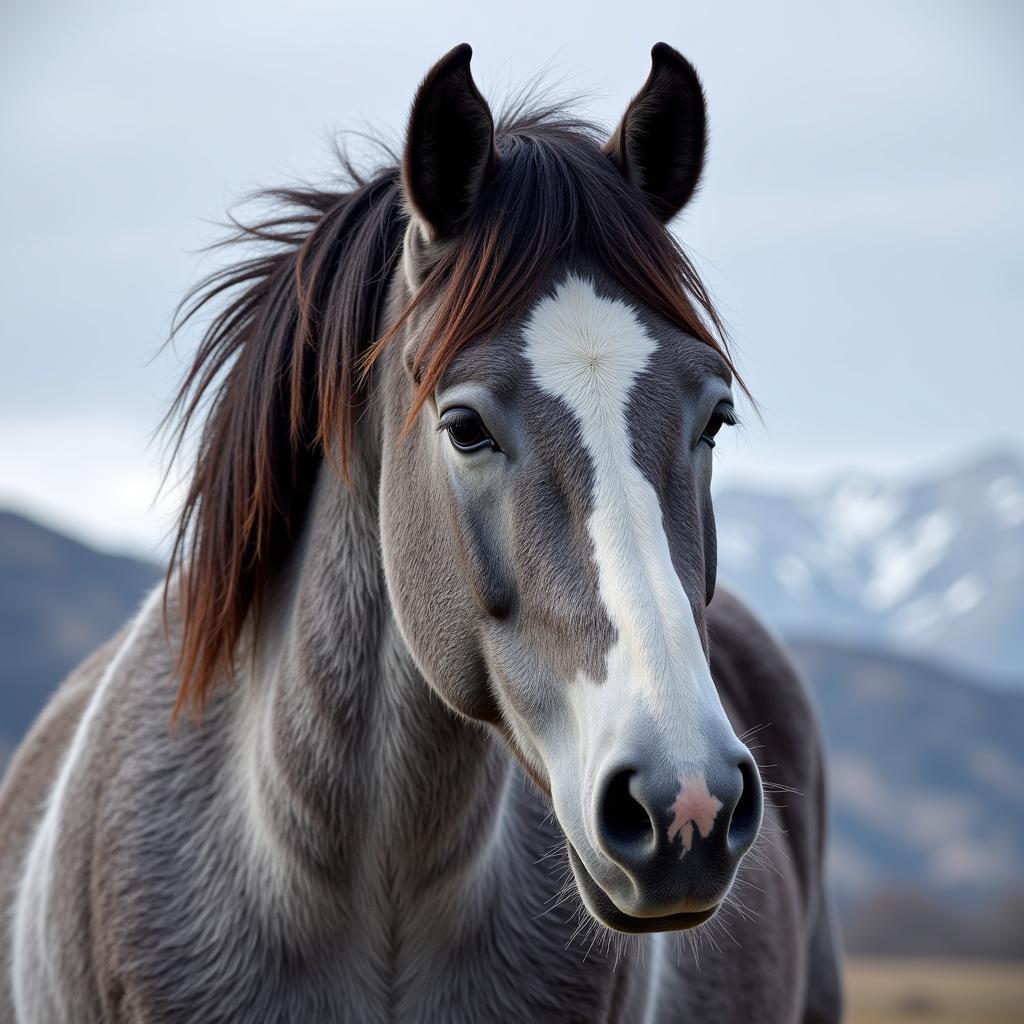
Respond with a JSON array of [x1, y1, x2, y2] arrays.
[[132, 886, 634, 1023], [293, 853, 631, 1023]]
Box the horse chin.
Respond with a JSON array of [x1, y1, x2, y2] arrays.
[[566, 843, 720, 934]]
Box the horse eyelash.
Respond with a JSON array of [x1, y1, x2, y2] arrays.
[[436, 412, 476, 433], [713, 405, 739, 429]]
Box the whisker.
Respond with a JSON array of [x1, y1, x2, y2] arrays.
[[737, 722, 772, 742]]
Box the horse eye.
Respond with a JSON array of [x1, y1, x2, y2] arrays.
[[440, 408, 496, 453], [700, 403, 737, 449]]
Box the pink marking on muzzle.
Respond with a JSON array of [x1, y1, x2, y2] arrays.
[[666, 775, 724, 856]]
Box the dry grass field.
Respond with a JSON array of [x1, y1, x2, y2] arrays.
[[845, 957, 1024, 1024]]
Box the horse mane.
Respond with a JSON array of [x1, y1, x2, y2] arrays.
[[165, 102, 741, 715]]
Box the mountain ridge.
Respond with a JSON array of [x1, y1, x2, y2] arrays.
[[715, 447, 1024, 685]]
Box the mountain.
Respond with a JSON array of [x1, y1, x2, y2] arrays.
[[715, 448, 1024, 685], [0, 510, 160, 766], [788, 640, 1024, 905]]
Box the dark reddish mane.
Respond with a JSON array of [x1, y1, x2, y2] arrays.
[[166, 106, 742, 715]]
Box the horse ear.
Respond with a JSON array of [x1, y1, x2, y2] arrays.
[[603, 43, 708, 222], [402, 44, 497, 243]]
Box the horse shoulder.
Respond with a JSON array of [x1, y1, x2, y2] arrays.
[[3, 587, 167, 1022], [0, 627, 123, 1019]]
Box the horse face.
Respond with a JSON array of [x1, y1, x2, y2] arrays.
[[381, 269, 761, 931], [378, 44, 762, 933]]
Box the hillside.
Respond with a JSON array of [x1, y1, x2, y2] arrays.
[[0, 510, 160, 764], [789, 640, 1024, 904]]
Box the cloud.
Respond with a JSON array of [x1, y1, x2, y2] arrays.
[[0, 414, 180, 557], [2, 1, 1022, 544]]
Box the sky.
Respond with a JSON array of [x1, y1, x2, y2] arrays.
[[1, 0, 1022, 557]]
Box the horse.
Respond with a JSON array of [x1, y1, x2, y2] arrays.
[[0, 43, 842, 1022]]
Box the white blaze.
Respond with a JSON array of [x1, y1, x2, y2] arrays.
[[523, 274, 727, 761]]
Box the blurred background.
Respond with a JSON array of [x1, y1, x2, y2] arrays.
[[2, 2, 1021, 1020]]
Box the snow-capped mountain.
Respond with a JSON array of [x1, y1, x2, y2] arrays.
[[714, 449, 1024, 685]]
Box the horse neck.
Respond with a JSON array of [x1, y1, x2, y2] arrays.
[[238, 431, 511, 905]]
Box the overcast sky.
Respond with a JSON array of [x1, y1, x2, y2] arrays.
[[1, 0, 1021, 556]]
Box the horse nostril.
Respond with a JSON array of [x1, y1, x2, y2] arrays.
[[727, 756, 763, 853], [600, 769, 655, 852]]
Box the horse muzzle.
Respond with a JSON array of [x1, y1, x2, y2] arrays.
[[566, 734, 763, 932]]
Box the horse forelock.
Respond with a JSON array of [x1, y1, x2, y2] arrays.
[[163, 100, 740, 716]]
